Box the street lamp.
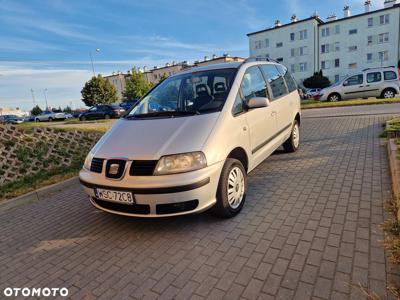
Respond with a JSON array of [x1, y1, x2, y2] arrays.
[[89, 48, 101, 77], [43, 89, 49, 110]]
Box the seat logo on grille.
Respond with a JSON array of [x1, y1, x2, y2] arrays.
[[109, 164, 120, 175]]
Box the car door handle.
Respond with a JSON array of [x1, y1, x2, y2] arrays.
[[359, 85, 363, 88], [366, 85, 370, 87]]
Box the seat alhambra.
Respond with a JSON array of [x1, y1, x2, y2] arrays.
[[79, 59, 301, 218]]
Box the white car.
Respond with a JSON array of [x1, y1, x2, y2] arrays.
[[305, 88, 321, 99], [35, 111, 66, 122], [319, 66, 400, 102], [79, 59, 301, 218]]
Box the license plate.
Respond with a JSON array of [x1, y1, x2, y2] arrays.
[[94, 188, 134, 205]]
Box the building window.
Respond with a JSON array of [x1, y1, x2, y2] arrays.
[[276, 42, 283, 48], [322, 28, 330, 37], [335, 42, 340, 52], [378, 51, 389, 62], [349, 29, 358, 35], [254, 40, 262, 49], [276, 57, 283, 62], [300, 30, 307, 40], [290, 33, 295, 41], [367, 35, 373, 45], [290, 48, 295, 57], [321, 61, 329, 70], [321, 44, 329, 54], [380, 14, 390, 25], [349, 63, 358, 69], [290, 64, 295, 73], [299, 46, 307, 56], [265, 39, 269, 47], [348, 45, 358, 52], [378, 32, 389, 43], [335, 25, 340, 34], [334, 59, 340, 68], [334, 75, 340, 82], [368, 17, 373, 27], [300, 63, 307, 72], [367, 53, 373, 62]]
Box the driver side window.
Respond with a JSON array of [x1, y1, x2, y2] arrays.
[[240, 66, 267, 102], [343, 74, 363, 86]]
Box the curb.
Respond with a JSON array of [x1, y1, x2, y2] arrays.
[[0, 176, 79, 212], [387, 138, 400, 221]]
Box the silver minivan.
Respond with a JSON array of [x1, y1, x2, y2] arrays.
[[79, 59, 301, 218], [319, 66, 400, 102]]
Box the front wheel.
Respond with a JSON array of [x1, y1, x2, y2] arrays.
[[213, 158, 247, 218], [327, 93, 341, 102], [283, 120, 300, 153]]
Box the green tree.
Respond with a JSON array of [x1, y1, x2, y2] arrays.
[[31, 105, 42, 116], [159, 73, 169, 83], [123, 69, 153, 100], [303, 72, 331, 89], [63, 106, 72, 113], [81, 75, 118, 107]]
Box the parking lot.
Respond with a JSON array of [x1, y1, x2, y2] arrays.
[[1, 104, 399, 299]]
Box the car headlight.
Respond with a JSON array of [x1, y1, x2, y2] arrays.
[[154, 152, 207, 175], [83, 152, 94, 170]]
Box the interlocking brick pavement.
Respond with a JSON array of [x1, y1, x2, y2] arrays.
[[0, 106, 398, 299]]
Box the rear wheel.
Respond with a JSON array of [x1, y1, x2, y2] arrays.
[[104, 114, 111, 119], [382, 88, 396, 99], [327, 93, 341, 102], [283, 120, 300, 153], [213, 158, 247, 218]]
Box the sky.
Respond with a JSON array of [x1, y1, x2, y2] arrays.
[[0, 0, 386, 111]]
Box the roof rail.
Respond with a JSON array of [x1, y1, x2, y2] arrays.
[[241, 57, 279, 65], [362, 66, 395, 72]]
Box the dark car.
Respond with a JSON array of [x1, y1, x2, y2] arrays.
[[79, 105, 125, 121], [120, 99, 138, 111], [0, 115, 24, 124]]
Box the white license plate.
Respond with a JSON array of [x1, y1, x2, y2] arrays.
[[94, 188, 134, 205]]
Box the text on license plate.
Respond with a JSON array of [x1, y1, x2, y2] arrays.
[[94, 188, 134, 204]]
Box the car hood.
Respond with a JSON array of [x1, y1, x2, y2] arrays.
[[92, 113, 220, 160]]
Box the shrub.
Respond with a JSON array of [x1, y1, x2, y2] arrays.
[[303, 71, 331, 89]]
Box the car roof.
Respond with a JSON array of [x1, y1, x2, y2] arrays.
[[175, 62, 243, 76]]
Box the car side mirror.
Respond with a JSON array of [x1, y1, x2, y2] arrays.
[[247, 97, 270, 109]]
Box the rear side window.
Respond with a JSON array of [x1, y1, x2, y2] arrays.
[[260, 64, 288, 99], [366, 72, 382, 83], [277, 65, 297, 92], [240, 66, 267, 102], [384, 71, 397, 81]]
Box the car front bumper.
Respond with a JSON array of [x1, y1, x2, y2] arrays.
[[79, 160, 224, 217]]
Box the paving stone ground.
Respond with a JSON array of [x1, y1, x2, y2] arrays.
[[1, 105, 399, 299]]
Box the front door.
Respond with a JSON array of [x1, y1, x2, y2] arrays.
[[342, 74, 365, 99], [240, 66, 277, 166]]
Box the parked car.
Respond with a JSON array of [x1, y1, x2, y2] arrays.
[[79, 58, 301, 218], [0, 115, 24, 124], [65, 113, 74, 119], [318, 66, 400, 102], [23, 115, 36, 122], [304, 88, 321, 99], [79, 105, 125, 121], [120, 99, 138, 111], [35, 111, 66, 122]]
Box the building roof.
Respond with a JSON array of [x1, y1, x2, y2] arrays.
[[247, 3, 400, 36], [247, 16, 324, 36], [318, 3, 400, 25]]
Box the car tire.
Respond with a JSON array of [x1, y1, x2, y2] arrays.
[[104, 114, 111, 119], [327, 93, 341, 102], [283, 120, 300, 153], [80, 116, 86, 121], [381, 88, 396, 99], [35, 118, 40, 122], [48, 117, 53, 122], [213, 158, 247, 218]]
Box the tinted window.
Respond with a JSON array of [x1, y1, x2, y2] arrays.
[[240, 66, 267, 102], [261, 64, 288, 99], [366, 72, 382, 83], [277, 65, 297, 92], [384, 71, 397, 81], [344, 75, 363, 86]]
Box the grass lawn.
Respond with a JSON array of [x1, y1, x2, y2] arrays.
[[18, 118, 115, 133], [301, 97, 400, 109]]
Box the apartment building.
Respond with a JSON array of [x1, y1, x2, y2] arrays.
[[143, 62, 189, 85], [248, 0, 400, 85], [104, 72, 129, 99]]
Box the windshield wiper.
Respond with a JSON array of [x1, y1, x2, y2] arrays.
[[125, 110, 200, 119]]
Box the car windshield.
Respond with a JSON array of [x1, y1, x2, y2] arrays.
[[125, 68, 237, 118]]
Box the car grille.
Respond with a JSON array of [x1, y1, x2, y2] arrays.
[[93, 198, 150, 215], [90, 158, 104, 173], [129, 160, 158, 176]]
